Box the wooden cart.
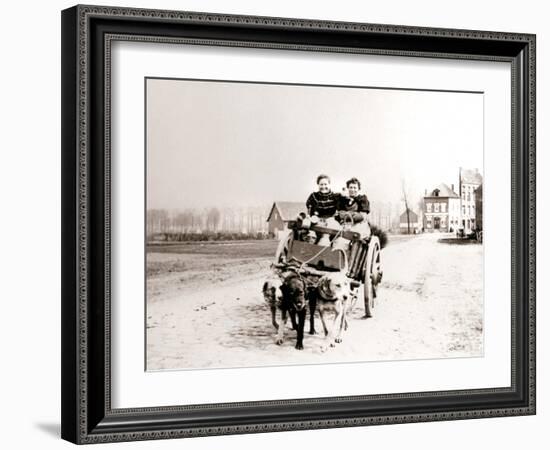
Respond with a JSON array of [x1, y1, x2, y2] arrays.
[[273, 219, 382, 318]]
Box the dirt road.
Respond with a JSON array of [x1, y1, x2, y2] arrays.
[[146, 233, 483, 371]]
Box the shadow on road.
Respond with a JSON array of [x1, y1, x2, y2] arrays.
[[221, 303, 279, 351]]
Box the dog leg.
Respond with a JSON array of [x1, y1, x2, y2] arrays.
[[308, 296, 317, 335], [326, 303, 345, 347], [346, 290, 356, 331], [319, 307, 334, 353], [334, 304, 346, 344], [326, 313, 338, 347], [270, 306, 279, 330], [275, 310, 287, 345], [289, 310, 298, 331], [318, 308, 329, 337], [295, 309, 306, 350]]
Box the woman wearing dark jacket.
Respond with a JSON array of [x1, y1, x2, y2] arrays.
[[306, 174, 341, 219], [337, 177, 370, 224]]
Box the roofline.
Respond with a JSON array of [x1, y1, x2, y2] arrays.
[[266, 202, 277, 222], [267, 201, 306, 221]]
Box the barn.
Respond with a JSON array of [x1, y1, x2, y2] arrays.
[[399, 209, 420, 234], [266, 201, 305, 238]]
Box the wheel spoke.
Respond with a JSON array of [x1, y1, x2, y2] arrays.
[[363, 236, 380, 318]]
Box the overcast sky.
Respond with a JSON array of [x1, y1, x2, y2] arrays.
[[146, 78, 483, 210]]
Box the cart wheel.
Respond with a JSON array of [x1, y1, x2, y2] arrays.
[[363, 236, 381, 319], [274, 230, 293, 265]]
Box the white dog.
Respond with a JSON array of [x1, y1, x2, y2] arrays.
[[315, 273, 352, 351]]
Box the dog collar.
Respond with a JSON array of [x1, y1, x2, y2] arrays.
[[318, 279, 334, 301]]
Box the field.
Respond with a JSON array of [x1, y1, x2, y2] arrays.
[[146, 233, 483, 371], [146, 240, 277, 296]]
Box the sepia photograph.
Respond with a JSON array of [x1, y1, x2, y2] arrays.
[[59, 5, 536, 443], [145, 77, 484, 371]]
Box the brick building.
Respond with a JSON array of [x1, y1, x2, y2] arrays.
[[459, 167, 483, 233], [422, 183, 460, 232], [474, 184, 483, 232]]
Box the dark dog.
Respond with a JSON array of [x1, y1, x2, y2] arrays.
[[278, 273, 307, 350], [275, 273, 317, 350], [262, 278, 301, 332]]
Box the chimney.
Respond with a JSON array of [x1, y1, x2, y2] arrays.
[[451, 184, 454, 192], [424, 189, 427, 196]]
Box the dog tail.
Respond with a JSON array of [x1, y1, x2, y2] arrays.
[[369, 224, 388, 249]]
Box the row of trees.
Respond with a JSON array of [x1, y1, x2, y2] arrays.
[[401, 179, 428, 234], [148, 183, 424, 239], [368, 201, 400, 231], [147, 206, 270, 235]]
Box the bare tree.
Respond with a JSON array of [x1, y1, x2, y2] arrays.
[[417, 197, 425, 232], [191, 209, 200, 232], [158, 209, 169, 233], [173, 213, 182, 232], [207, 207, 221, 231], [180, 209, 193, 232], [146, 209, 169, 233], [401, 179, 411, 234], [384, 201, 393, 231], [146, 209, 158, 235]]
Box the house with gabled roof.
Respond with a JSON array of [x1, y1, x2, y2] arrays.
[[266, 201, 306, 237], [422, 183, 461, 232]]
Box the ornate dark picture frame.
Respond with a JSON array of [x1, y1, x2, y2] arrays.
[[61, 4, 536, 444]]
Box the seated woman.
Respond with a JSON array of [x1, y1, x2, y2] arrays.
[[306, 174, 341, 226], [305, 174, 341, 245], [337, 177, 371, 237]]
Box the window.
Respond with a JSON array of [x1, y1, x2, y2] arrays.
[[441, 203, 446, 213], [426, 203, 432, 212], [434, 203, 440, 212]]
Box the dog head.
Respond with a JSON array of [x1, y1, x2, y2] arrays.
[[262, 280, 282, 307], [281, 273, 307, 312], [318, 273, 350, 302]]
